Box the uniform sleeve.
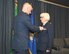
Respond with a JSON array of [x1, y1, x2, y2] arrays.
[[23, 16, 40, 32], [47, 23, 54, 48]]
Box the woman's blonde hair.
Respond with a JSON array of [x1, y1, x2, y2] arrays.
[[40, 13, 50, 21]]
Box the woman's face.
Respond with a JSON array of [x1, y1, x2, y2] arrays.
[[40, 17, 46, 23]]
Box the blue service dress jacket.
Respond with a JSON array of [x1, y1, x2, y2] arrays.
[[37, 22, 54, 51], [12, 11, 40, 51]]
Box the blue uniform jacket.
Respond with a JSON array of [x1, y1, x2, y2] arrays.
[[37, 22, 54, 51], [12, 11, 39, 50]]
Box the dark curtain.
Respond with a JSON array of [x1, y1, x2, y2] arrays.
[[31, 1, 41, 26], [47, 4, 69, 38], [0, 0, 13, 54]]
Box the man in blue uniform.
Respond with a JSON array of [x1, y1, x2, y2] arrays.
[[37, 13, 54, 54], [12, 2, 44, 54]]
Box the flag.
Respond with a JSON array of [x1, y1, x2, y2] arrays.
[[14, 0, 18, 16], [29, 11, 37, 54]]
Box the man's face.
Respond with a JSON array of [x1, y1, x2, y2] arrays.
[[27, 6, 33, 14]]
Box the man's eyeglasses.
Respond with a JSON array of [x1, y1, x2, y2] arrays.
[[40, 17, 44, 18]]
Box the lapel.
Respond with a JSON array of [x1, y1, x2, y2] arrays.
[[43, 22, 49, 28]]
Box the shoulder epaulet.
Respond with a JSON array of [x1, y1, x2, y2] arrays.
[[49, 22, 52, 24]]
